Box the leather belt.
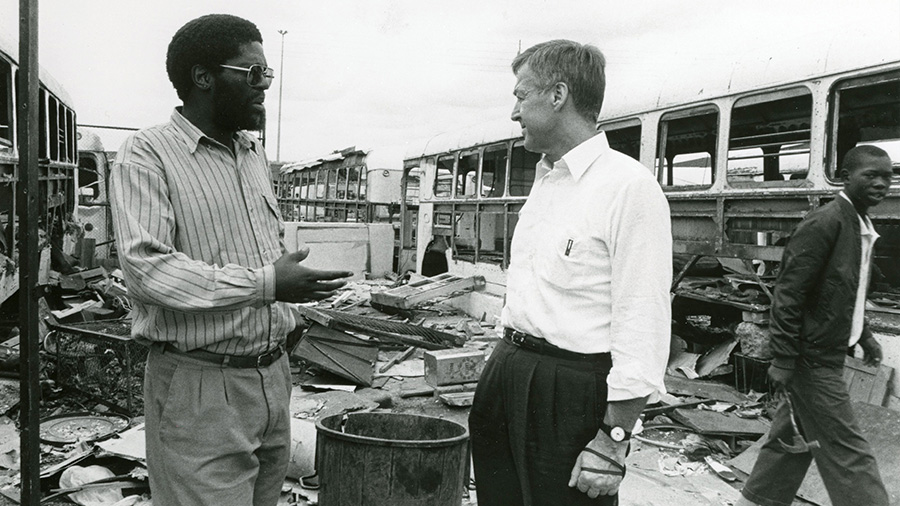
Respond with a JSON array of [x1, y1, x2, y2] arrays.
[[162, 342, 284, 368], [504, 328, 611, 364]]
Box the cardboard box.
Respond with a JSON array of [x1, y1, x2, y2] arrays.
[[424, 349, 485, 387]]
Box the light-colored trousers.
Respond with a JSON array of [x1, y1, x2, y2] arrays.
[[143, 344, 292, 506]]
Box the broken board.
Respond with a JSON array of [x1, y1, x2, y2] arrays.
[[670, 408, 769, 437], [294, 324, 378, 386], [296, 305, 463, 349], [843, 355, 892, 406], [729, 401, 900, 506], [370, 273, 486, 310], [664, 374, 751, 404]]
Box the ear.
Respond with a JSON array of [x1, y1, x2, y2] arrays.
[[840, 167, 850, 182], [191, 64, 213, 92], [550, 82, 569, 112]]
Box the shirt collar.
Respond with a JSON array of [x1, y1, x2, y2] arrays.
[[539, 132, 609, 182], [839, 191, 878, 238], [170, 108, 258, 154]]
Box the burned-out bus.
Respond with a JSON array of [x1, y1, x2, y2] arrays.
[[401, 31, 900, 321], [0, 37, 79, 307]]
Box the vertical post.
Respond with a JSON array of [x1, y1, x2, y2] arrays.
[[17, 0, 42, 502], [276, 29, 287, 161]]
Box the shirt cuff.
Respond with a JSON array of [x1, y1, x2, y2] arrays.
[[259, 264, 277, 304], [607, 379, 663, 404]]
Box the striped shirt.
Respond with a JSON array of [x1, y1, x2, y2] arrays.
[[109, 108, 295, 355]]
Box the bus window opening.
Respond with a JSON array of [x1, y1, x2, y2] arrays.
[[435, 155, 454, 197], [457, 152, 478, 198], [729, 89, 812, 183], [657, 107, 718, 187], [453, 211, 477, 263], [831, 72, 900, 178], [605, 123, 641, 160], [481, 144, 507, 198], [509, 142, 541, 196], [0, 57, 12, 145]]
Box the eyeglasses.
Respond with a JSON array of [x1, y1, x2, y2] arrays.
[[219, 64, 275, 87]]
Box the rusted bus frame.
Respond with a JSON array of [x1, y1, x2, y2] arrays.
[[0, 39, 79, 307], [407, 135, 535, 273], [430, 201, 523, 270], [276, 156, 368, 224], [604, 62, 900, 267], [410, 60, 900, 284], [666, 189, 835, 263]]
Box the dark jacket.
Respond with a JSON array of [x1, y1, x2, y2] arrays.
[[769, 196, 873, 369]]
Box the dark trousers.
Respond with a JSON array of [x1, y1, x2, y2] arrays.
[[741, 362, 888, 506], [469, 340, 617, 506]]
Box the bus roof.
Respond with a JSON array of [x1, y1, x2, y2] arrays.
[[280, 145, 406, 174], [405, 27, 900, 161], [0, 33, 74, 107], [600, 28, 900, 122], [404, 119, 522, 161]]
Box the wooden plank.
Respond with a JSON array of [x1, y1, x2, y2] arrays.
[[664, 374, 751, 404], [670, 408, 769, 437], [299, 306, 463, 348], [370, 274, 486, 310], [843, 356, 893, 407]]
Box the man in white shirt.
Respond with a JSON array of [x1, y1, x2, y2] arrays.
[[469, 39, 673, 506]]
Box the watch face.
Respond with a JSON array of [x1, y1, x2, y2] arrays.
[[610, 426, 626, 442]]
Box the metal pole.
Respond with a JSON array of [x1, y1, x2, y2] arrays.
[[17, 0, 42, 502], [276, 29, 287, 161]]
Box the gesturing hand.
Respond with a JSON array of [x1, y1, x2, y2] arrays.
[[273, 247, 353, 303]]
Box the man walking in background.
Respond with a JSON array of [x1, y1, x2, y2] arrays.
[[738, 145, 892, 506]]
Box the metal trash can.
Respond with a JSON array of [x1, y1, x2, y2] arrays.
[[316, 412, 469, 506]]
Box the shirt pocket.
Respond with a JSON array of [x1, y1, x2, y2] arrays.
[[262, 192, 284, 221], [534, 228, 597, 291]]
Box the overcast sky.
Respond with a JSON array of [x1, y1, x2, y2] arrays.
[[1, 0, 898, 161]]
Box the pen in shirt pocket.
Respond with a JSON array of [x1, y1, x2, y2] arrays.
[[565, 238, 573, 256]]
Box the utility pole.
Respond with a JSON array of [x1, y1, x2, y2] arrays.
[[276, 29, 287, 161]]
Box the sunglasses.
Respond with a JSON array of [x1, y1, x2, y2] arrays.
[[219, 64, 275, 87]]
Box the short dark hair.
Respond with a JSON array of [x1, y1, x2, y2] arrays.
[[512, 40, 606, 123], [842, 145, 891, 174], [166, 14, 263, 100]]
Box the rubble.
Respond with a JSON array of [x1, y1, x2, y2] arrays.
[[0, 266, 896, 505]]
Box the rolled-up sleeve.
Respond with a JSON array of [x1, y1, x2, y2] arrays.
[[607, 177, 673, 401]]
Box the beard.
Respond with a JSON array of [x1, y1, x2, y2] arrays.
[[212, 85, 266, 132]]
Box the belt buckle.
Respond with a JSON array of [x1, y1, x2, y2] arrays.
[[258, 345, 282, 367], [511, 331, 525, 346]]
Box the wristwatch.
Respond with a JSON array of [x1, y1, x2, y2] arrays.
[[599, 420, 631, 442]]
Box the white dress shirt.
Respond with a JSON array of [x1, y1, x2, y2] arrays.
[[838, 192, 879, 346], [501, 132, 673, 401]]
